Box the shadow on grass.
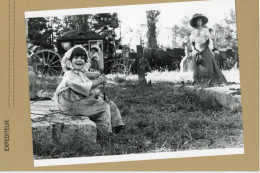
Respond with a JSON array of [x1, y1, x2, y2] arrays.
[[33, 80, 243, 159]]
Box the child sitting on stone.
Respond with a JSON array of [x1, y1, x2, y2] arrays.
[[54, 45, 124, 135]]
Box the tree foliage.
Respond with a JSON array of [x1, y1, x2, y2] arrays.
[[146, 10, 160, 49], [63, 15, 92, 33], [28, 17, 50, 49], [27, 13, 120, 50], [172, 16, 192, 48], [213, 9, 237, 49]]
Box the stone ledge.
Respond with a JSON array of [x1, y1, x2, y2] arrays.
[[173, 84, 241, 110]]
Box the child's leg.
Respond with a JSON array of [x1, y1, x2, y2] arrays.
[[106, 100, 124, 127], [75, 97, 112, 134]]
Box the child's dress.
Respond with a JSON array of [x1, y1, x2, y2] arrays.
[[54, 70, 124, 133]]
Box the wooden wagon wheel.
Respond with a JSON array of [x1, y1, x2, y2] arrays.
[[32, 49, 62, 76], [111, 64, 127, 74], [27, 49, 35, 58]]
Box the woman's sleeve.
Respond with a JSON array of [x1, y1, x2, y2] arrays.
[[209, 38, 214, 50], [204, 28, 212, 39], [190, 30, 196, 42], [64, 72, 93, 96], [203, 28, 214, 50], [190, 30, 196, 51]]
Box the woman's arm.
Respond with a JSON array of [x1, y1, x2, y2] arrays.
[[204, 28, 212, 39], [190, 30, 196, 51], [203, 28, 214, 50]]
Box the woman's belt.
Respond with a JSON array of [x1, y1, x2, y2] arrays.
[[192, 39, 210, 54], [192, 39, 210, 66]]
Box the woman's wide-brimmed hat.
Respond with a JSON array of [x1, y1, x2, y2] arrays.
[[190, 13, 208, 28]]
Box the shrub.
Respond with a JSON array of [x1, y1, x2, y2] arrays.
[[29, 74, 62, 100]]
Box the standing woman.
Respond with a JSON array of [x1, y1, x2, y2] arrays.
[[89, 45, 104, 73], [189, 14, 227, 85], [89, 46, 101, 72]]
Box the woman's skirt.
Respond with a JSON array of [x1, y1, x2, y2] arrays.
[[90, 59, 100, 71], [192, 48, 227, 83]]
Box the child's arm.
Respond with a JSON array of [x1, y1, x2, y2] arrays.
[[85, 71, 100, 79], [65, 72, 92, 97], [91, 75, 107, 89], [64, 72, 107, 96]]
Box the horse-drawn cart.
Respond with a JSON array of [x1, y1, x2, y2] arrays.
[[27, 30, 133, 75]]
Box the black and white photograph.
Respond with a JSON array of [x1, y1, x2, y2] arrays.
[[25, 0, 244, 167]]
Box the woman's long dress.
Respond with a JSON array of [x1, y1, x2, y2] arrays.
[[190, 27, 227, 83], [90, 52, 101, 71]]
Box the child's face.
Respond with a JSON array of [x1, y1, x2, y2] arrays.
[[71, 56, 85, 71]]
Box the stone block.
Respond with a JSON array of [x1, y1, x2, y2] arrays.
[[32, 121, 53, 145], [50, 116, 97, 146], [31, 101, 97, 151]]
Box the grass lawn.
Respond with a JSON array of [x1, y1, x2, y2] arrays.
[[97, 81, 243, 155], [33, 78, 243, 159], [31, 67, 242, 159]]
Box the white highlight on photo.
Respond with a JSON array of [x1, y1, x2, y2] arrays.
[[34, 148, 244, 167]]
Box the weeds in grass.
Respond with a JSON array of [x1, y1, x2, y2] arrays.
[[34, 80, 243, 159], [113, 76, 126, 83], [32, 68, 243, 159], [33, 134, 100, 159], [29, 73, 62, 100]]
